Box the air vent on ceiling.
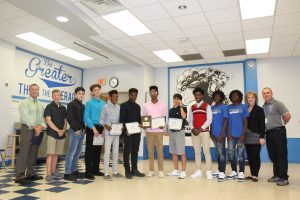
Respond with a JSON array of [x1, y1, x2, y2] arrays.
[[180, 53, 203, 61], [223, 49, 246, 57], [73, 41, 111, 61], [79, 0, 124, 15]]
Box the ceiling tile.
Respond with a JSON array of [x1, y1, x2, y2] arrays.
[[274, 12, 300, 27], [119, 0, 158, 9], [211, 21, 242, 34], [200, 50, 224, 59], [143, 42, 169, 51], [190, 35, 218, 45], [156, 29, 186, 41], [242, 16, 274, 31], [0, 1, 26, 21], [206, 7, 240, 25], [182, 26, 213, 38], [276, 0, 300, 15], [216, 32, 244, 43], [161, 0, 202, 17], [132, 33, 162, 44], [226, 55, 247, 61], [197, 43, 221, 53], [99, 28, 128, 40], [165, 40, 194, 48], [198, 0, 237, 12], [247, 53, 269, 59], [92, 16, 113, 30], [269, 43, 296, 57], [243, 29, 272, 40], [173, 13, 208, 28], [131, 3, 170, 21], [173, 46, 198, 55], [272, 25, 300, 37], [110, 37, 139, 48], [134, 51, 157, 59], [220, 41, 245, 50], [144, 18, 179, 32], [124, 45, 149, 54], [186, 59, 206, 65], [271, 35, 300, 45], [205, 57, 227, 63]]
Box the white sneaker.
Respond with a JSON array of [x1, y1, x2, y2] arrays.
[[238, 172, 245, 182], [178, 171, 186, 179], [206, 171, 213, 180], [218, 172, 226, 182], [158, 171, 164, 178], [167, 170, 181, 176], [226, 171, 238, 180], [212, 171, 219, 178], [190, 170, 202, 178], [147, 171, 154, 177]]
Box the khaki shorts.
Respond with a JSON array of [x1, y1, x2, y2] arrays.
[[47, 136, 65, 155]]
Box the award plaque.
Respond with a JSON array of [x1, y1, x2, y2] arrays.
[[141, 116, 151, 128]]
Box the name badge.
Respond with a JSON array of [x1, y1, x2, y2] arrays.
[[265, 118, 268, 124]]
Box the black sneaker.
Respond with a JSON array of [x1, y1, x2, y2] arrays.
[[27, 175, 43, 181], [125, 172, 132, 179], [131, 170, 145, 177], [85, 173, 95, 180], [93, 171, 104, 176], [64, 174, 77, 181], [72, 171, 86, 179], [268, 176, 280, 183], [15, 178, 32, 185], [277, 179, 289, 186]]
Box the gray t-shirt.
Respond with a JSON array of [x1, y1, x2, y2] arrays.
[[263, 99, 289, 130]]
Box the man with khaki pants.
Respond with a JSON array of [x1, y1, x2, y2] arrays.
[[188, 87, 213, 179], [143, 85, 167, 178]]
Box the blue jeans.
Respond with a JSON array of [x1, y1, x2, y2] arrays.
[[65, 129, 85, 174], [212, 136, 226, 173], [228, 137, 245, 172]]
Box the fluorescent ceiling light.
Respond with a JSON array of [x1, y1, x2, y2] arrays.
[[102, 10, 151, 36], [153, 49, 183, 63], [239, 0, 276, 20], [55, 48, 93, 61], [56, 16, 69, 23], [246, 38, 270, 54], [16, 32, 65, 50]]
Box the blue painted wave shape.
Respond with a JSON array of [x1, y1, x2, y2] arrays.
[[40, 78, 76, 88]]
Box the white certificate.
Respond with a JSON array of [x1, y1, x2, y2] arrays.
[[110, 123, 123, 135], [151, 117, 166, 129], [93, 135, 104, 146], [125, 122, 141, 134], [168, 118, 183, 131]]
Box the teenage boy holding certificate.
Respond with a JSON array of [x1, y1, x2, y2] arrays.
[[143, 85, 167, 178], [167, 93, 187, 179], [120, 88, 145, 179], [100, 90, 123, 180]]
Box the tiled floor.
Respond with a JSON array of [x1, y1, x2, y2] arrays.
[[0, 159, 299, 200]]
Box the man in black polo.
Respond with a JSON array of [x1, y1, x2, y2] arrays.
[[44, 89, 67, 182], [120, 88, 145, 179], [262, 87, 291, 186]]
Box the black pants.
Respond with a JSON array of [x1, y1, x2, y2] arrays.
[[123, 134, 141, 172], [85, 125, 103, 174], [245, 144, 261, 177], [266, 127, 288, 180]]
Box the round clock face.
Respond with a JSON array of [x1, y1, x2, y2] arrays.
[[109, 77, 119, 88]]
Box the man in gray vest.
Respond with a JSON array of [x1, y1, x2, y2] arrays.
[[262, 87, 291, 186]]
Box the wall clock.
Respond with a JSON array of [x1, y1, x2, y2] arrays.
[[109, 77, 119, 88]]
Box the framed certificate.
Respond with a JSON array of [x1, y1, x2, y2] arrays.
[[168, 118, 183, 131], [109, 123, 123, 136], [93, 135, 104, 145], [141, 116, 151, 128], [151, 117, 166, 129], [125, 122, 141, 134]]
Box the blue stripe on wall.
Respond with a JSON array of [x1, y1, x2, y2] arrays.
[[243, 59, 258, 93]]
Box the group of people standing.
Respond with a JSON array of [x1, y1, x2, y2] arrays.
[[14, 83, 291, 187]]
